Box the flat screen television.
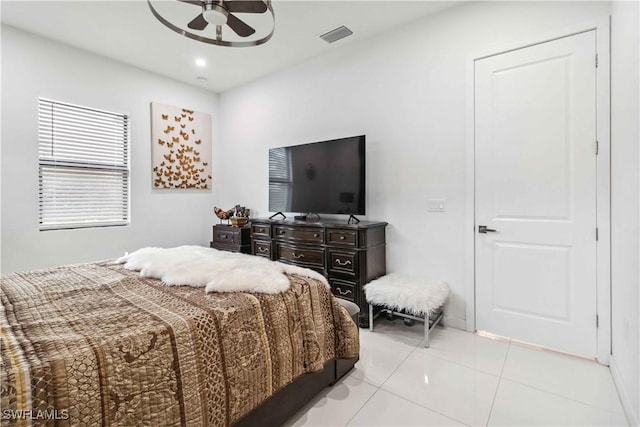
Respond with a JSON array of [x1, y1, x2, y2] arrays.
[[269, 135, 365, 216]]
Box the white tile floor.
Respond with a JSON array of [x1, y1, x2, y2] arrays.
[[284, 319, 630, 427]]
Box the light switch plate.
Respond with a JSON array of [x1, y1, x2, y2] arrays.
[[428, 198, 445, 212]]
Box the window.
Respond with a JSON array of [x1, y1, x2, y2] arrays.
[[38, 98, 129, 230], [268, 147, 292, 212]]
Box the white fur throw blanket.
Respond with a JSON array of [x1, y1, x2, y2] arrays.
[[364, 273, 449, 316], [115, 245, 328, 294]]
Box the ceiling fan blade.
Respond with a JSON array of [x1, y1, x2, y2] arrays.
[[226, 13, 255, 37], [224, 1, 267, 14], [178, 0, 205, 6], [188, 13, 209, 30]]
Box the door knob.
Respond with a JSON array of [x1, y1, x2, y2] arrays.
[[478, 225, 497, 233]]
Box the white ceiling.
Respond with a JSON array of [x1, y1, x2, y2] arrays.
[[1, 1, 459, 93]]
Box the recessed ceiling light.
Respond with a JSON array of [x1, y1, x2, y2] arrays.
[[195, 58, 207, 67], [196, 76, 208, 82]]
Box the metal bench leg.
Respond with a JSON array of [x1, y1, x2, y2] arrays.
[[424, 310, 444, 348], [424, 318, 430, 348], [369, 304, 374, 332]]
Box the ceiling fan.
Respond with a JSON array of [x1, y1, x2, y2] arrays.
[[148, 0, 275, 47], [180, 0, 268, 38]]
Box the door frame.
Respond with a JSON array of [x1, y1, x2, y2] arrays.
[[464, 16, 611, 364]]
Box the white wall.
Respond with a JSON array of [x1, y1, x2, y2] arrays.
[[2, 2, 638, 418], [216, 1, 611, 328], [1, 25, 219, 273], [610, 1, 640, 423]]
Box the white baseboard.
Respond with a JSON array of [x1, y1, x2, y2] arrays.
[[443, 315, 466, 330], [609, 355, 638, 426]]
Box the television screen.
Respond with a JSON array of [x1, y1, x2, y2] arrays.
[[269, 135, 365, 215]]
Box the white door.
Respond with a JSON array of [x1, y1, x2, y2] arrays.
[[475, 31, 597, 356]]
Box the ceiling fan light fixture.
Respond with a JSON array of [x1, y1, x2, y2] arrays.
[[203, 3, 228, 26], [147, 0, 275, 48]]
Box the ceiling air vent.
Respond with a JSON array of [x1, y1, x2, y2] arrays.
[[319, 25, 353, 44]]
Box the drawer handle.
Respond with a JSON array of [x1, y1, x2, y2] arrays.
[[279, 230, 286, 234], [257, 247, 269, 253], [336, 287, 352, 296], [292, 253, 305, 259], [335, 259, 352, 266], [339, 236, 346, 240], [259, 228, 265, 233], [221, 235, 228, 239], [313, 233, 319, 238]]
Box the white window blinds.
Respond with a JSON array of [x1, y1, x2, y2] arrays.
[[38, 98, 129, 230], [268, 147, 292, 212]]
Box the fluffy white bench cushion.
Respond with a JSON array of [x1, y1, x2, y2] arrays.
[[364, 273, 450, 316]]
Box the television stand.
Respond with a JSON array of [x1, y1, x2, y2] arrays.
[[269, 212, 286, 220], [249, 217, 388, 328], [347, 215, 360, 224]]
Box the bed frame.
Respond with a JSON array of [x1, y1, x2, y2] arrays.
[[233, 357, 358, 427]]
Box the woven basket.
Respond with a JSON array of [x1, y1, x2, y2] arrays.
[[230, 217, 249, 227]]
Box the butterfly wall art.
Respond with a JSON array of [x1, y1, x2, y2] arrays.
[[151, 102, 212, 189]]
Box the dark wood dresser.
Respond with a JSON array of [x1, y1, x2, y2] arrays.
[[250, 218, 387, 327], [210, 224, 251, 254]]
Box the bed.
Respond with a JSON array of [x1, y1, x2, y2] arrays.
[[0, 254, 359, 426]]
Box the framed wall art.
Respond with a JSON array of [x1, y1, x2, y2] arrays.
[[151, 102, 212, 189]]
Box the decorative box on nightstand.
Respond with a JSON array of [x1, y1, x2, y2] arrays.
[[210, 224, 251, 254]]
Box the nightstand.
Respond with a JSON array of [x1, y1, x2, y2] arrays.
[[210, 224, 251, 254]]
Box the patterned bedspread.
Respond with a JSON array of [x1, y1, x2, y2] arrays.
[[0, 262, 359, 426]]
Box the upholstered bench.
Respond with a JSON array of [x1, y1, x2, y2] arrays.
[[364, 274, 449, 347]]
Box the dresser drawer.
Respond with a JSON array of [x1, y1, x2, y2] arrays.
[[330, 279, 356, 302], [274, 226, 324, 243], [327, 229, 357, 247], [253, 241, 272, 258], [213, 228, 241, 245], [252, 223, 271, 238], [276, 243, 324, 267], [211, 242, 250, 254], [327, 249, 357, 277]]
